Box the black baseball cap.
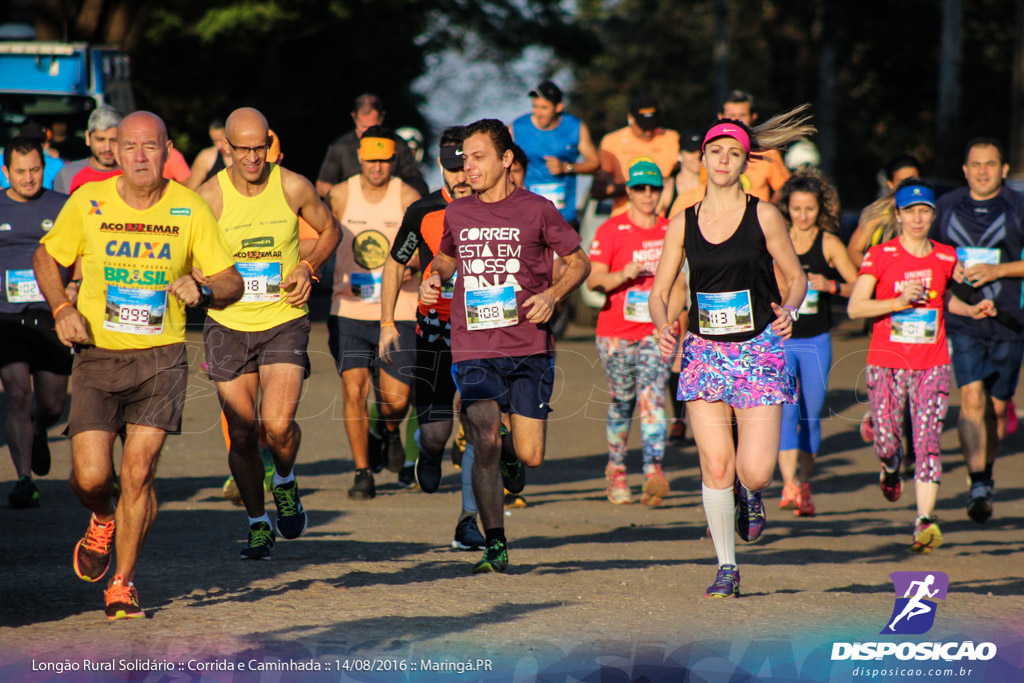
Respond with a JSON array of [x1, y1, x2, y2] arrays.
[[680, 129, 702, 152], [439, 144, 465, 171], [629, 95, 661, 131], [529, 80, 563, 104]]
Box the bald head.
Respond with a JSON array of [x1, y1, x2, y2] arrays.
[[226, 107, 269, 142], [117, 111, 168, 144], [224, 107, 272, 184], [114, 111, 170, 192]]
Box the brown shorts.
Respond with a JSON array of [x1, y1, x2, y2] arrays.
[[203, 315, 311, 383], [67, 343, 188, 436]]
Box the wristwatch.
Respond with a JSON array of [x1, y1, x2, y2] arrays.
[[196, 285, 213, 309], [564, 162, 574, 174], [783, 304, 799, 321]]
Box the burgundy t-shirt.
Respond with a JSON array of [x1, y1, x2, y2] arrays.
[[439, 186, 582, 362]]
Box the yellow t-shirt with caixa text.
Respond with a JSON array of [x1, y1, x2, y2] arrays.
[[41, 177, 236, 350]]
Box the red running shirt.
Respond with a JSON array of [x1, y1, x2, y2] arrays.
[[859, 239, 956, 370], [589, 214, 668, 340]]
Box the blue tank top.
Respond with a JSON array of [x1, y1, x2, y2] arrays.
[[512, 113, 581, 223]]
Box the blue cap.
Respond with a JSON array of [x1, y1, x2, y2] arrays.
[[627, 159, 664, 188], [895, 185, 936, 210]]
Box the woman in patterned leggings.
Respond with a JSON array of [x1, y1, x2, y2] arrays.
[[848, 179, 995, 553], [588, 160, 672, 506]]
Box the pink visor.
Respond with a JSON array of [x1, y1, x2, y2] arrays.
[[703, 123, 751, 154]]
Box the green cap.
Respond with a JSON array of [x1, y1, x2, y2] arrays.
[[627, 159, 663, 188]]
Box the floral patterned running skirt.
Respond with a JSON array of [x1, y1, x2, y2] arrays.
[[677, 326, 796, 409]]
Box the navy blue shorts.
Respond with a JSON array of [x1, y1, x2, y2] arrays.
[[948, 333, 1024, 400], [451, 355, 554, 420], [327, 315, 416, 385]]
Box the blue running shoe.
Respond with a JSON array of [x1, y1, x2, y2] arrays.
[[736, 484, 766, 542], [452, 516, 486, 550], [705, 564, 740, 598]]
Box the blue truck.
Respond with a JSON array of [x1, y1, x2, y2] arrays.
[[0, 38, 134, 148]]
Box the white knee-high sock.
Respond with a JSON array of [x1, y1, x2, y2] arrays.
[[702, 483, 736, 567]]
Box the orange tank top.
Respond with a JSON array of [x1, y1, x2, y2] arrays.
[[331, 176, 418, 321]]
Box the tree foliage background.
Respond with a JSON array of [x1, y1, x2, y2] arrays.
[[7, 0, 1017, 206]]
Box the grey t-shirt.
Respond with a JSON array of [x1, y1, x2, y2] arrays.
[[53, 158, 90, 194]]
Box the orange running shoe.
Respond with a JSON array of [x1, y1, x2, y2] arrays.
[[73, 514, 115, 582], [104, 574, 144, 620], [605, 464, 631, 505], [795, 482, 816, 517], [779, 481, 799, 510], [640, 465, 670, 507]]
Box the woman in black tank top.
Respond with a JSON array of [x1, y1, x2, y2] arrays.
[[775, 171, 859, 518], [649, 108, 813, 598]]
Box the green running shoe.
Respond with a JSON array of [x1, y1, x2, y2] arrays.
[[240, 521, 275, 560], [472, 539, 508, 574], [499, 425, 524, 494]]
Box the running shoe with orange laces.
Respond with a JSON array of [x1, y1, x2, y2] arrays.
[[795, 482, 816, 517], [73, 514, 115, 582], [779, 481, 799, 510], [640, 464, 669, 507], [104, 574, 144, 620], [605, 464, 631, 504]]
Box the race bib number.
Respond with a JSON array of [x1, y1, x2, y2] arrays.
[[465, 285, 518, 330], [5, 269, 44, 303], [103, 286, 166, 335], [441, 270, 458, 300], [237, 262, 282, 303], [890, 308, 938, 344], [956, 247, 1000, 269], [798, 289, 819, 316], [529, 182, 567, 210], [696, 290, 754, 335], [623, 289, 652, 323], [351, 272, 382, 302]]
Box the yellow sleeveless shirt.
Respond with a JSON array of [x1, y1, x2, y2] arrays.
[[208, 164, 306, 331]]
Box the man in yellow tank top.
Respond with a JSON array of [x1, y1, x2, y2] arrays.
[[33, 112, 243, 619], [327, 126, 421, 500], [197, 108, 340, 560]]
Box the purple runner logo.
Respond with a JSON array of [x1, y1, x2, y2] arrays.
[[881, 571, 949, 635]]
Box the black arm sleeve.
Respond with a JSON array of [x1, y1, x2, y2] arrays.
[[391, 204, 430, 264]]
